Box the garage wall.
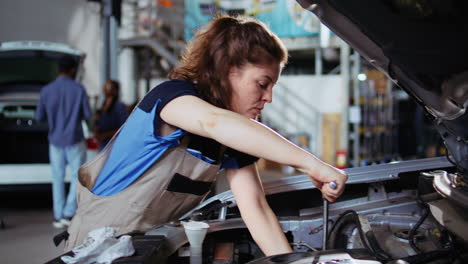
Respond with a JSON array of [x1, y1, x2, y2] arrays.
[[0, 0, 102, 98], [262, 75, 345, 158]]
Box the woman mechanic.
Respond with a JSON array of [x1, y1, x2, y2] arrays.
[[65, 15, 348, 255]]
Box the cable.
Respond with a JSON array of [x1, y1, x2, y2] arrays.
[[407, 198, 429, 254]]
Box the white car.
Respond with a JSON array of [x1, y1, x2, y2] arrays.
[[0, 41, 97, 185]]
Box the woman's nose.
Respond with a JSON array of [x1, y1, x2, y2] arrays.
[[263, 88, 273, 103]]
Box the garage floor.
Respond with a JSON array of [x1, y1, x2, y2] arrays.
[[1, 208, 65, 264], [0, 187, 65, 264]]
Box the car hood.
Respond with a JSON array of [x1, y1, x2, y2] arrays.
[[0, 41, 84, 98], [296, 0, 468, 179]]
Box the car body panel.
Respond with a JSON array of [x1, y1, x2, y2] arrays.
[[180, 156, 453, 221]]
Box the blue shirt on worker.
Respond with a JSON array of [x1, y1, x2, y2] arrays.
[[95, 101, 128, 150], [36, 76, 92, 147]]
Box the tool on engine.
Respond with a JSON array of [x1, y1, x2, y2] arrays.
[[323, 181, 337, 250]]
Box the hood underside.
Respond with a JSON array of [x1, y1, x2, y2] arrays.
[[296, 0, 468, 178], [0, 41, 83, 95]]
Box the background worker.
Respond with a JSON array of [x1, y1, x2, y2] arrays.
[[65, 16, 348, 255], [36, 55, 92, 228], [94, 80, 128, 151]]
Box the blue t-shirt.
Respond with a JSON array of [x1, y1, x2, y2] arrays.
[[95, 101, 128, 150], [36, 76, 92, 146], [91, 80, 258, 196]]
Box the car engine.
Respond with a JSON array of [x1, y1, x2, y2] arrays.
[[135, 157, 468, 264]]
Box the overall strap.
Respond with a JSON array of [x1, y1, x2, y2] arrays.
[[179, 134, 191, 148], [180, 133, 226, 165]]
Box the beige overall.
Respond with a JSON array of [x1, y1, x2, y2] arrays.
[[65, 134, 222, 251]]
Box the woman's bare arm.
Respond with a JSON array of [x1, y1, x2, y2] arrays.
[[160, 95, 347, 200], [226, 164, 292, 256]]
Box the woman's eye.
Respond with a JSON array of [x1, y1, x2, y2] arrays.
[[258, 83, 268, 89]]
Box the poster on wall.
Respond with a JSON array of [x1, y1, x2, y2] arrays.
[[185, 0, 321, 40]]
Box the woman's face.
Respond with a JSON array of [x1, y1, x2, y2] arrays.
[[228, 62, 281, 119], [103, 81, 117, 98]]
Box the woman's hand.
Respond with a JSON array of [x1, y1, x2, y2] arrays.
[[306, 165, 348, 203], [299, 163, 348, 202]]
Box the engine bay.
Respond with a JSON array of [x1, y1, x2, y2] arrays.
[[142, 158, 468, 264]]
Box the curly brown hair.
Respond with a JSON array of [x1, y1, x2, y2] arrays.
[[167, 15, 288, 110]]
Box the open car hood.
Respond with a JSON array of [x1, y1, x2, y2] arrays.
[[296, 0, 468, 179], [0, 41, 84, 100]]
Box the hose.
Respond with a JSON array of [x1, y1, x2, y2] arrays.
[[327, 207, 460, 264], [327, 210, 392, 262], [407, 198, 429, 254]]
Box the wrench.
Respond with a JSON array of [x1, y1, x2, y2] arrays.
[[323, 181, 337, 250]]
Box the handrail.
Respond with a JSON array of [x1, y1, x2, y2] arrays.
[[262, 80, 323, 154]]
